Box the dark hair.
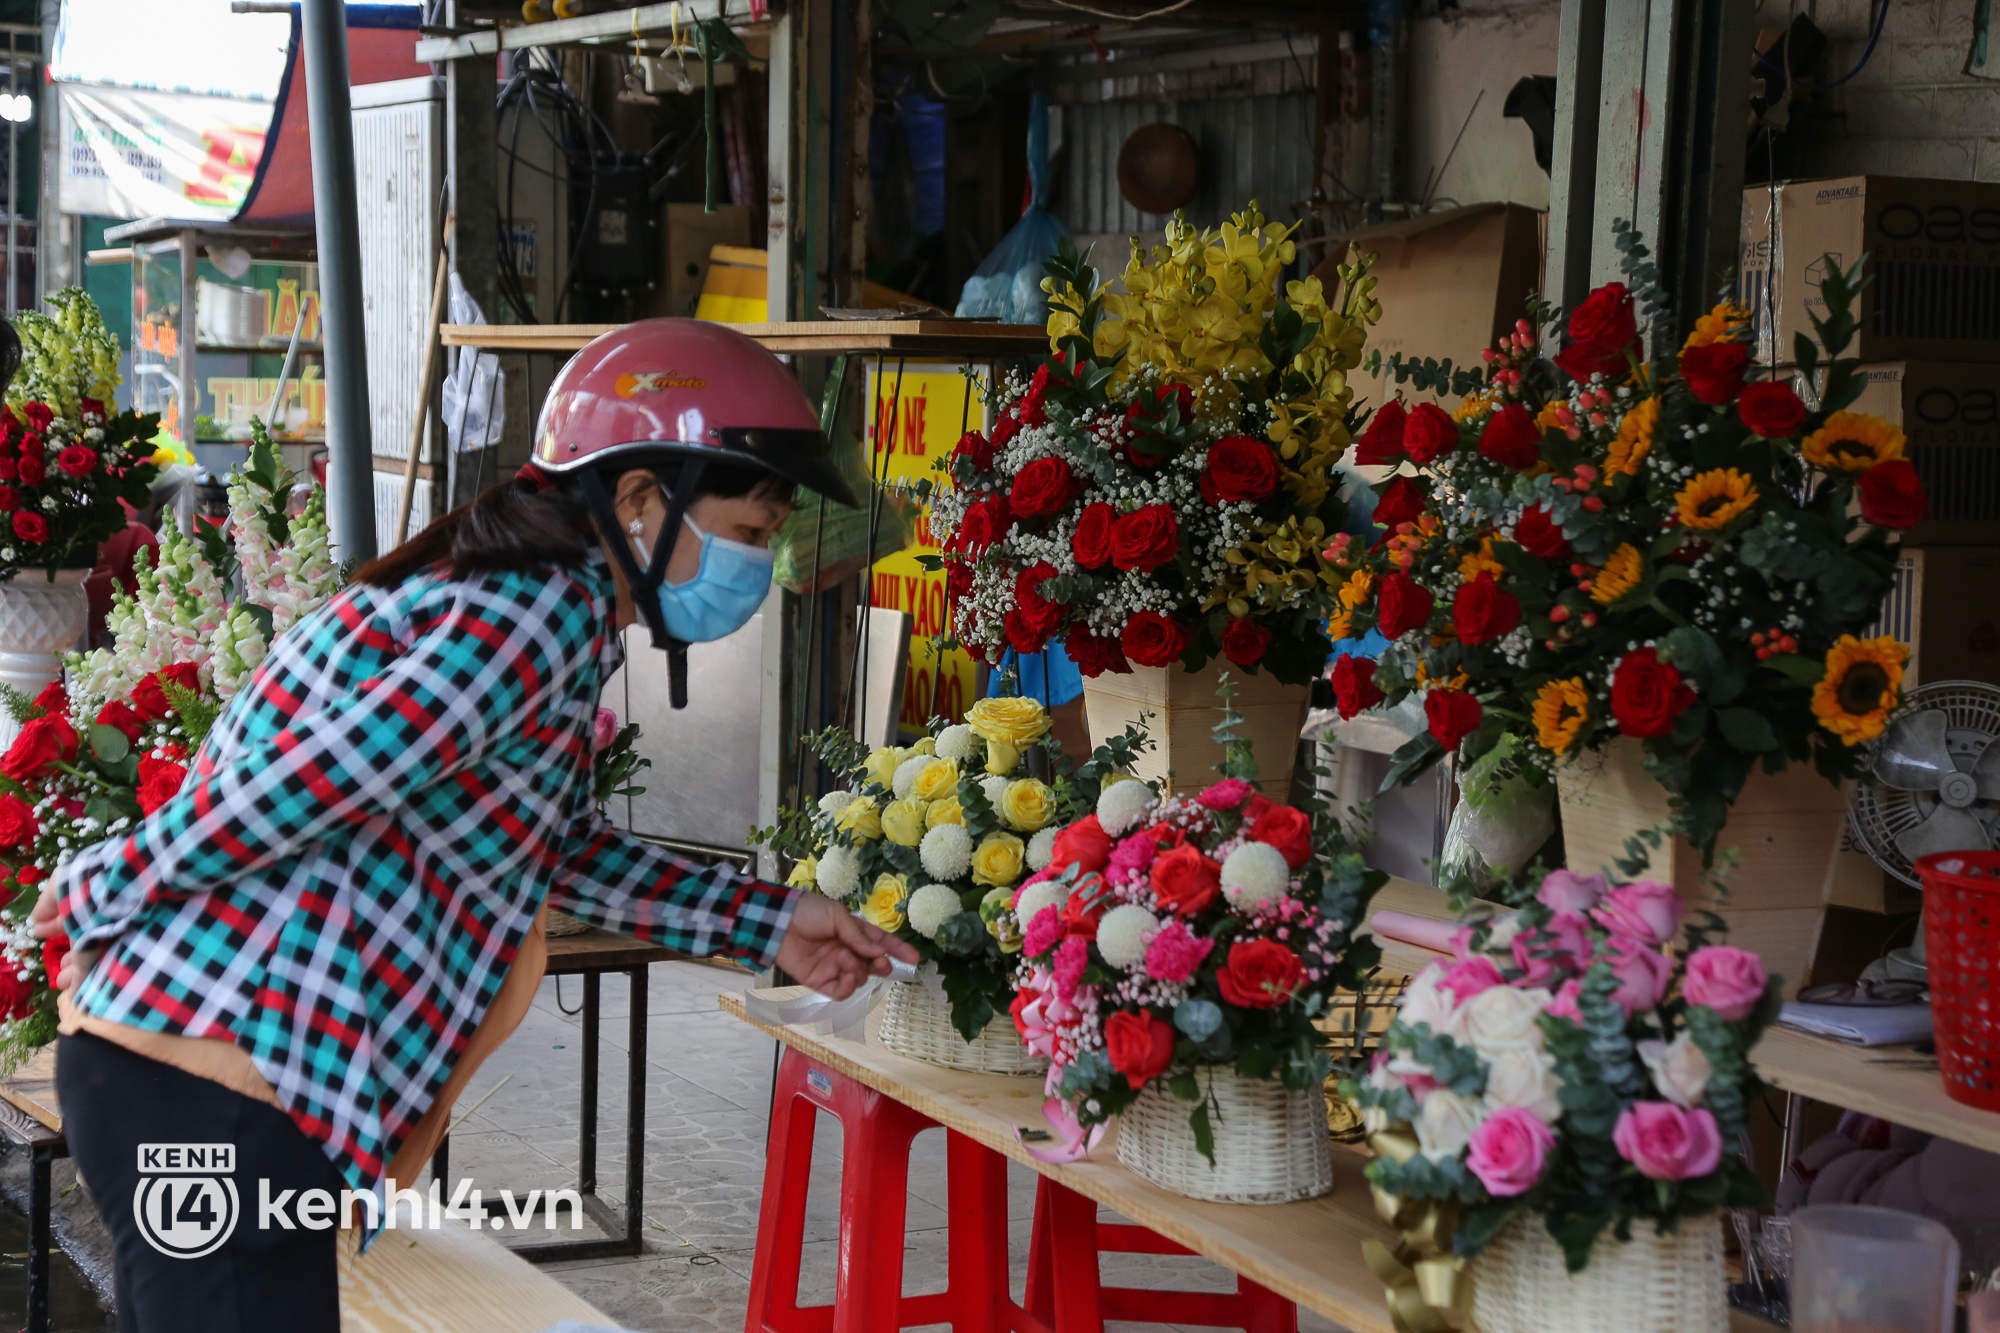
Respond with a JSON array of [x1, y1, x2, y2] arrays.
[[354, 456, 791, 589], [0, 318, 19, 397]]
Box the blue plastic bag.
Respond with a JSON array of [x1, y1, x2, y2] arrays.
[[955, 92, 1070, 324]]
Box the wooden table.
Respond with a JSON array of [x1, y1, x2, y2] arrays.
[[440, 318, 1050, 360]]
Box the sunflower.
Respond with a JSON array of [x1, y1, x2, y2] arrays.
[[1339, 568, 1375, 610], [1534, 678, 1590, 754], [1325, 609, 1353, 641], [1591, 543, 1643, 604], [1458, 536, 1506, 581], [1454, 390, 1498, 424], [1800, 412, 1906, 473], [1675, 468, 1759, 530], [1681, 300, 1749, 351], [1605, 397, 1660, 477], [1812, 635, 1909, 746], [1535, 400, 1567, 432], [1414, 659, 1470, 692]]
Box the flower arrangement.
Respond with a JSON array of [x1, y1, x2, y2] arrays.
[[1342, 864, 1775, 1301], [752, 695, 1148, 1040], [1327, 226, 1911, 852], [2, 288, 165, 578], [1014, 678, 1384, 1157], [0, 424, 341, 1070], [925, 204, 1382, 686], [590, 707, 650, 811]]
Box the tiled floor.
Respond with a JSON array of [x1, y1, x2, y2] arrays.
[[459, 958, 1355, 1333]]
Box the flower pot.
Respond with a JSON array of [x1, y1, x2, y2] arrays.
[[1469, 1212, 1727, 1333], [876, 981, 1045, 1076], [1555, 737, 1848, 997], [0, 570, 90, 749], [1115, 1066, 1333, 1204], [1082, 660, 1310, 798]]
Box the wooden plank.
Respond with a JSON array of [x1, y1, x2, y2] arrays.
[[1749, 1025, 2000, 1157], [438, 319, 1048, 359], [720, 988, 1403, 1333], [542, 924, 681, 974], [0, 1045, 62, 1133], [337, 1218, 610, 1333], [414, 2, 737, 61]]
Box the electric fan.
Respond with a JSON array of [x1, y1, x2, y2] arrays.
[[1849, 679, 2000, 889]]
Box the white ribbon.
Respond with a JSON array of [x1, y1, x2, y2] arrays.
[[740, 957, 935, 1041]]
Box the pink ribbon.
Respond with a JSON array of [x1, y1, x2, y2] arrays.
[[1015, 1096, 1105, 1164]]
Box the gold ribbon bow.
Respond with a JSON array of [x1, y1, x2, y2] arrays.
[[1362, 1128, 1479, 1333]]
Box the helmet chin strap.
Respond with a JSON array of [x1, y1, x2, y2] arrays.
[[578, 461, 706, 709]]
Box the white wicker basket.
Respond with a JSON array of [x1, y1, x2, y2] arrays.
[[1115, 1066, 1333, 1204], [1469, 1212, 1728, 1333], [876, 981, 1046, 1076]]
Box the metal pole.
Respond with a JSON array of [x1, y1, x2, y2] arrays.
[[300, 0, 376, 561], [7, 43, 16, 317]]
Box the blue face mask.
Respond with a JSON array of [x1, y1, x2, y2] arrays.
[[639, 516, 774, 643]]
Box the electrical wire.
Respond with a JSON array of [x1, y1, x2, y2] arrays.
[[1753, 0, 1888, 93], [1042, 0, 1196, 20]]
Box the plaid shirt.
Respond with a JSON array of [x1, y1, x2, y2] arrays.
[[56, 553, 797, 1222]]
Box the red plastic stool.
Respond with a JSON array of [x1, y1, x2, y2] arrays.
[[745, 1047, 1012, 1333], [1024, 1177, 1297, 1333]]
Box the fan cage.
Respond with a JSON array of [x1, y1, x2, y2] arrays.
[[1850, 680, 2000, 888]]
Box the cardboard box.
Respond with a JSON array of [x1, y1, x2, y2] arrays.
[[1311, 203, 1543, 406], [658, 204, 753, 320], [693, 243, 768, 324], [1741, 176, 2000, 365]]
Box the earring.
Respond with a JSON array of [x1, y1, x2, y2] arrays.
[[627, 519, 644, 535]]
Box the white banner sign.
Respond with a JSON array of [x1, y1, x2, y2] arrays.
[[58, 84, 273, 222]]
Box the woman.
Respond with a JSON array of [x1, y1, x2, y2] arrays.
[[32, 320, 914, 1333]]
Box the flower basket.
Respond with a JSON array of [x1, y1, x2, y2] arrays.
[[1556, 737, 1847, 996], [0, 570, 90, 747], [1082, 659, 1309, 798], [545, 910, 592, 938], [1469, 1212, 1727, 1333], [877, 980, 1046, 1076], [1116, 1065, 1333, 1203]]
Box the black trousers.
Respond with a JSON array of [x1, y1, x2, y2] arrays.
[[57, 1031, 345, 1333]]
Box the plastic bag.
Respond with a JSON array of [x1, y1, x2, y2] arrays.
[[1438, 736, 1556, 889], [442, 274, 505, 454], [955, 92, 1070, 325]]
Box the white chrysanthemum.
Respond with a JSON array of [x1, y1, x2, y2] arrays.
[[819, 790, 858, 817], [1013, 878, 1067, 926], [892, 754, 932, 800], [1096, 780, 1159, 836], [934, 724, 977, 761], [919, 823, 973, 880], [1220, 842, 1290, 910], [906, 884, 962, 939], [978, 775, 1010, 808], [1026, 826, 1059, 871], [815, 844, 861, 898], [1095, 905, 1157, 969]]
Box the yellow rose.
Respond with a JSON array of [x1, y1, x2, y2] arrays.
[[787, 856, 818, 889], [912, 758, 960, 803], [965, 697, 1051, 774], [926, 797, 964, 829], [861, 873, 909, 931], [909, 736, 936, 756], [861, 747, 901, 790], [1000, 778, 1056, 832], [881, 797, 929, 847], [970, 832, 1025, 887], [836, 796, 882, 841]]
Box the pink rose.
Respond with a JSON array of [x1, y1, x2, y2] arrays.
[[1143, 918, 1213, 984], [1612, 1102, 1723, 1181], [1466, 1106, 1557, 1197], [1591, 880, 1683, 946], [1438, 955, 1504, 1004], [1604, 935, 1673, 1015], [1683, 946, 1767, 1022], [1537, 869, 1606, 915], [1511, 911, 1593, 987], [593, 707, 620, 753], [1545, 979, 1585, 1026], [1196, 779, 1254, 811]]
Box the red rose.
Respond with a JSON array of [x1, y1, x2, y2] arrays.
[[1554, 282, 1640, 383], [30, 683, 67, 717], [0, 959, 31, 1020], [1513, 505, 1571, 560], [1354, 400, 1407, 465], [1858, 458, 1928, 529], [11, 511, 46, 543], [1402, 403, 1460, 465], [1373, 476, 1427, 530], [1250, 803, 1313, 868], [1453, 575, 1520, 646], [1330, 653, 1384, 719], [1010, 985, 1043, 1042], [1202, 435, 1281, 504], [0, 460, 16, 483], [1050, 814, 1113, 874], [137, 754, 189, 815], [0, 793, 37, 851], [1216, 939, 1306, 1009], [1011, 456, 1076, 519], [14, 864, 43, 887], [957, 495, 1014, 552], [1220, 617, 1271, 667], [0, 410, 16, 449], [17, 456, 44, 487], [1064, 626, 1131, 677], [79, 397, 105, 424], [1150, 843, 1221, 917], [954, 429, 995, 470], [946, 560, 973, 604], [0, 714, 78, 782], [1121, 612, 1190, 668], [1110, 505, 1179, 572], [1005, 610, 1053, 655], [1018, 363, 1053, 427], [1061, 875, 1108, 938], [0, 486, 17, 513], [1072, 502, 1114, 568], [1016, 562, 1066, 635], [1610, 647, 1696, 739], [1375, 571, 1436, 639], [1678, 341, 1749, 405], [1124, 384, 1194, 468], [1478, 403, 1544, 469], [95, 699, 146, 745], [990, 415, 1021, 450], [56, 446, 97, 478], [129, 663, 202, 722], [19, 435, 42, 462], [18, 403, 51, 434], [1104, 1009, 1176, 1090], [1425, 690, 1483, 750], [1738, 380, 1806, 438]]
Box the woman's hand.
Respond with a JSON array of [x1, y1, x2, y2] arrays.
[[775, 892, 919, 1000], [28, 891, 97, 992]]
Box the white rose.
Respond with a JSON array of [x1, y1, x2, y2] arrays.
[[1636, 1032, 1713, 1110], [1482, 1046, 1563, 1124], [1481, 912, 1524, 951], [1397, 964, 1462, 1039], [1458, 983, 1552, 1057], [1415, 1088, 1482, 1161]]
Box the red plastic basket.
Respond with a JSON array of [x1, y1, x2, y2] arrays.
[[1920, 851, 2000, 1111]]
